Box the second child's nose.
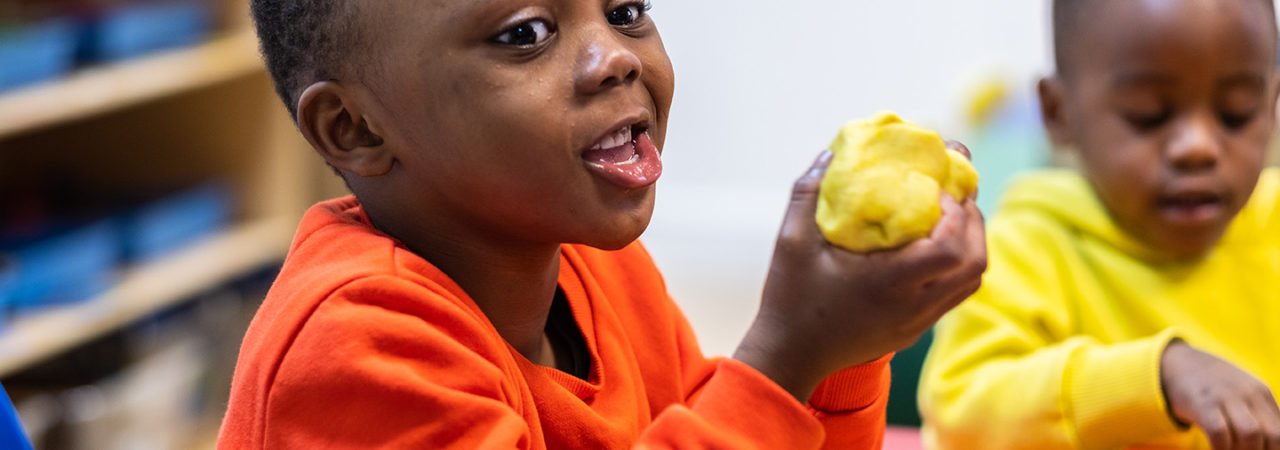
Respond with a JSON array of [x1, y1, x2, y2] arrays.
[[574, 33, 642, 95], [1166, 118, 1223, 172]]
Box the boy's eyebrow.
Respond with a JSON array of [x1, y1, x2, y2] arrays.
[[443, 0, 526, 32]]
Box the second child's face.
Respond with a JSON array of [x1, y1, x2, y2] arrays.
[[358, 0, 674, 250], [1047, 0, 1278, 259]]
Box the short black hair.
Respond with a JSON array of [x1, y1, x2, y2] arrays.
[[250, 0, 365, 119], [1052, 0, 1277, 77]]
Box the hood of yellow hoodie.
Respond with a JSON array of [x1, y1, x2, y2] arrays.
[[998, 168, 1280, 263]]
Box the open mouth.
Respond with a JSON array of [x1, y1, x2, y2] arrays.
[[583, 123, 647, 165], [581, 122, 662, 190]]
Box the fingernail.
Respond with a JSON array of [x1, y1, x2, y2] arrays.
[[819, 149, 833, 163], [807, 150, 833, 176]]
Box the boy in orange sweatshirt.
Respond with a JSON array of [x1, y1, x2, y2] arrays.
[[218, 1, 987, 448]]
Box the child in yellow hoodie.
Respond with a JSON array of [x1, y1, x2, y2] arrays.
[[919, 0, 1280, 449]]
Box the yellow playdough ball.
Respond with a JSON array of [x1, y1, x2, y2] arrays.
[[816, 112, 979, 252]]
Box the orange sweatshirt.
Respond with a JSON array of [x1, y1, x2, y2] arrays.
[[218, 196, 891, 449]]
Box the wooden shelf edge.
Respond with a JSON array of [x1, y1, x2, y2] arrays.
[[0, 217, 293, 378], [0, 28, 264, 139]]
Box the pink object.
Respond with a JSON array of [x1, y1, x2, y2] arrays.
[[883, 426, 922, 450]]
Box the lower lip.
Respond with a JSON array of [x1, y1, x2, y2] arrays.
[[582, 132, 662, 190], [1159, 201, 1225, 226]]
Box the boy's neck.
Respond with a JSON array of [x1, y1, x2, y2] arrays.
[[364, 205, 562, 362], [422, 241, 562, 362]]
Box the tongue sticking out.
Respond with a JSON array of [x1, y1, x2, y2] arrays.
[[582, 132, 663, 189]]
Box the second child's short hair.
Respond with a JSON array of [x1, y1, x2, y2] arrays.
[[250, 0, 366, 118], [1052, 0, 1278, 77]]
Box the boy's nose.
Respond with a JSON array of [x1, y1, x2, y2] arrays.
[[1165, 117, 1222, 172], [574, 33, 643, 95]]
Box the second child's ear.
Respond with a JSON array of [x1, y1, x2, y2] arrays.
[[296, 81, 392, 177], [1038, 76, 1072, 147], [1269, 71, 1280, 119]]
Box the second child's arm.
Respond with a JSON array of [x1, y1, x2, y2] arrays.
[[1161, 341, 1280, 450], [918, 215, 1186, 450], [921, 210, 1280, 450]]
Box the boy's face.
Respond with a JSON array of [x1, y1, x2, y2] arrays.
[[356, 0, 674, 250], [1043, 0, 1278, 259]]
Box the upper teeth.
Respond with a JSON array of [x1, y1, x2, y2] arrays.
[[592, 126, 632, 150]]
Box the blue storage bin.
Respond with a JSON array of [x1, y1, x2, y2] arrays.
[[0, 385, 32, 450], [0, 219, 121, 311], [0, 18, 80, 92], [120, 183, 231, 263], [81, 1, 212, 63]]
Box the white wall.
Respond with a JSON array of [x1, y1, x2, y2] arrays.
[[642, 1, 1053, 355]]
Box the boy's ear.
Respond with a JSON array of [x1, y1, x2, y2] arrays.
[[1038, 76, 1073, 147], [296, 81, 392, 177]]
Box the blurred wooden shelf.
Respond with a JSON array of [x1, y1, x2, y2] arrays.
[[0, 217, 294, 377], [0, 28, 263, 139]]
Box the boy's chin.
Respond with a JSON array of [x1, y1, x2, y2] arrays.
[[578, 218, 652, 251], [587, 239, 641, 251], [583, 227, 648, 251]]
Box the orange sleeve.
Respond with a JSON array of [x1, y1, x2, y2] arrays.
[[808, 355, 893, 450], [636, 303, 890, 450], [261, 276, 536, 449]]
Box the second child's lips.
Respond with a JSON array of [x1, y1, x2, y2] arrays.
[[1157, 195, 1225, 227], [582, 132, 662, 189]]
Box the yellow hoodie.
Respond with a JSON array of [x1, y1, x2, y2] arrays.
[[919, 168, 1280, 450]]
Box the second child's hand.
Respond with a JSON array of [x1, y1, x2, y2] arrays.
[[1162, 341, 1280, 450], [734, 146, 987, 402]]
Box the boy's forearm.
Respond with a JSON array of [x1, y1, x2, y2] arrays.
[[732, 317, 828, 403], [733, 319, 895, 449]]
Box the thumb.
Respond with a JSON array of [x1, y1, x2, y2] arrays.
[[778, 150, 833, 243]]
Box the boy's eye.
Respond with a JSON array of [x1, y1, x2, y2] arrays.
[[493, 19, 553, 47], [607, 2, 651, 26], [1125, 110, 1173, 132]]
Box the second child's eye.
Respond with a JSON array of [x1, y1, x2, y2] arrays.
[[1220, 111, 1257, 130], [607, 2, 650, 26], [493, 20, 553, 47]]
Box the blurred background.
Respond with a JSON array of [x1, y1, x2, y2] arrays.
[[0, 0, 1263, 449], [1, 0, 342, 448]]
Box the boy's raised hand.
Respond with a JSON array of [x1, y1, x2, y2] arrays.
[[1162, 341, 1280, 450], [734, 146, 987, 402]]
